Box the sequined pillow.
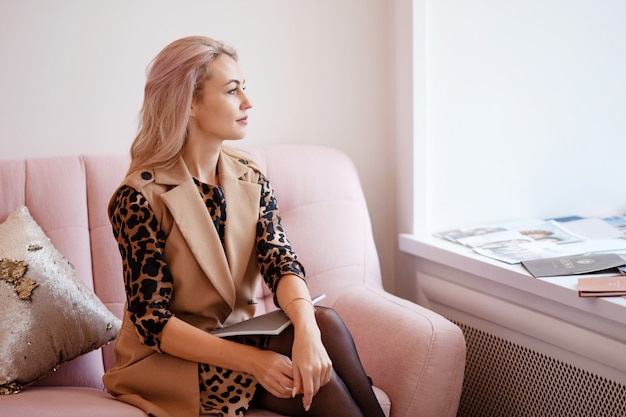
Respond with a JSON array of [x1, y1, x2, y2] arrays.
[[0, 206, 121, 394]]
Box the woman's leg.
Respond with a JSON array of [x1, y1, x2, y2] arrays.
[[313, 307, 386, 417], [251, 370, 363, 417], [249, 307, 385, 417]]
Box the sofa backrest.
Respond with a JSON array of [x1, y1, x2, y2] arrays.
[[249, 145, 383, 305], [0, 144, 382, 389]]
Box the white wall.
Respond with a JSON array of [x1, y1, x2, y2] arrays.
[[11, 1, 615, 298], [0, 1, 399, 290], [409, 0, 626, 234]]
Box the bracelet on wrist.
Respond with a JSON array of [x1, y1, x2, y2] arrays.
[[282, 297, 314, 314]]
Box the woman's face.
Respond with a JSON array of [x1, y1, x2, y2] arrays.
[[188, 55, 252, 144]]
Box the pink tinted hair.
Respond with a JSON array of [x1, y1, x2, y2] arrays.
[[128, 36, 238, 173]]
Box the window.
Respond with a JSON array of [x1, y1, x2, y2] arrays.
[[400, 1, 626, 236]]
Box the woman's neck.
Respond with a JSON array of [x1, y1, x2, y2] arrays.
[[182, 140, 222, 185]]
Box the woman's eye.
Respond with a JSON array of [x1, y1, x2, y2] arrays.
[[228, 85, 245, 95]]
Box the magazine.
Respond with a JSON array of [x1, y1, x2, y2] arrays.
[[435, 217, 626, 264]]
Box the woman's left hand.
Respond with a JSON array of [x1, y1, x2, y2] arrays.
[[290, 324, 333, 411], [275, 275, 333, 411]]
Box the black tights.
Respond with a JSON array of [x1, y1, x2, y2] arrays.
[[249, 307, 386, 417]]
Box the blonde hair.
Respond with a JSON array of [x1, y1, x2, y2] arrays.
[[127, 36, 239, 173]]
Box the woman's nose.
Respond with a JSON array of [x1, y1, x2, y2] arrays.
[[241, 92, 252, 109]]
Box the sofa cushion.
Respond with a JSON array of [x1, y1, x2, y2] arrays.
[[0, 387, 146, 417], [0, 206, 121, 394], [0, 385, 390, 417]]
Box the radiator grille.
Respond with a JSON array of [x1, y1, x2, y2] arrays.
[[455, 321, 626, 417]]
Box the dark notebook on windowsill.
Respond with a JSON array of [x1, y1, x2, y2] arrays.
[[521, 253, 626, 278]]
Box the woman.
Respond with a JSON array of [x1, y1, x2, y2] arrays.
[[103, 36, 385, 417]]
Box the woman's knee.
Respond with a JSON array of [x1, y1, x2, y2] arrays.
[[314, 306, 344, 330]]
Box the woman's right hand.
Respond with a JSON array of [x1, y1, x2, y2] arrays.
[[250, 349, 295, 398]]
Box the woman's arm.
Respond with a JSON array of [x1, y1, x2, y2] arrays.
[[159, 317, 295, 399], [253, 172, 332, 410], [276, 274, 333, 411]]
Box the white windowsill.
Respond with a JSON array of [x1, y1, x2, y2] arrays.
[[399, 233, 626, 383], [399, 233, 626, 323]]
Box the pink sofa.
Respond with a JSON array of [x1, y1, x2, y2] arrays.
[[0, 144, 465, 417]]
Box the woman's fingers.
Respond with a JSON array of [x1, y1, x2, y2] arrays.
[[252, 351, 294, 398], [293, 361, 332, 411], [265, 370, 294, 398]]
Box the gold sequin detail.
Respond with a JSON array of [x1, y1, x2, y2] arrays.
[[0, 258, 38, 301]]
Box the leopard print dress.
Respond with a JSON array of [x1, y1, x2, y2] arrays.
[[110, 173, 305, 417]]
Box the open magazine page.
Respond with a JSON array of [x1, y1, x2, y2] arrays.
[[561, 217, 625, 239], [451, 221, 585, 264], [472, 239, 568, 264], [435, 218, 626, 264], [433, 218, 542, 243], [456, 220, 585, 247], [602, 215, 626, 235]]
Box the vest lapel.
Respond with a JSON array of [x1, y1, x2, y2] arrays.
[[218, 152, 262, 288], [158, 159, 236, 309]]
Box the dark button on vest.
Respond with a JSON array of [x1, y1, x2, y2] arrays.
[[141, 171, 152, 180]]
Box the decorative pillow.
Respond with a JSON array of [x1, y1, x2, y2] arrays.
[[0, 206, 121, 395]]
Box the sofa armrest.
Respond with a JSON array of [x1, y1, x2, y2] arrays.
[[332, 287, 466, 417]]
